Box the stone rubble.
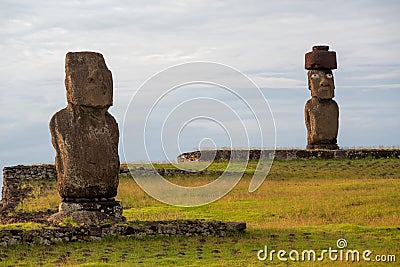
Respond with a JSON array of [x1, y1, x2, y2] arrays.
[[0, 220, 246, 247]]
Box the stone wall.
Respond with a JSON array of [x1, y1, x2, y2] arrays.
[[1, 165, 56, 211], [0, 220, 246, 247], [177, 149, 400, 162]]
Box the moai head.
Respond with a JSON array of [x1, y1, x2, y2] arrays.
[[65, 52, 113, 107], [305, 45, 337, 99], [308, 69, 335, 99]]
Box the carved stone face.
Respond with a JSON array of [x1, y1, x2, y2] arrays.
[[65, 52, 113, 107], [308, 69, 335, 99]]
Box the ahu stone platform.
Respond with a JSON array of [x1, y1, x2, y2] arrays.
[[177, 149, 400, 162]]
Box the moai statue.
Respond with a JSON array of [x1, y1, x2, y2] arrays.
[[304, 45, 339, 150], [49, 52, 124, 224]]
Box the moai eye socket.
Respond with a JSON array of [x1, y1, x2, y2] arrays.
[[326, 73, 333, 79], [311, 73, 319, 79]]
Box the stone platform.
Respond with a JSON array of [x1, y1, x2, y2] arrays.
[[48, 199, 124, 225], [177, 149, 400, 162]]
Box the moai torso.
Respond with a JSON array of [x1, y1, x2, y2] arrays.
[[305, 97, 339, 146], [304, 46, 339, 150], [50, 52, 119, 199]]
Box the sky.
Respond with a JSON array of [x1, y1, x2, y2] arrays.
[[1, 0, 400, 177]]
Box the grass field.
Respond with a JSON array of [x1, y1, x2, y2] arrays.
[[0, 158, 399, 266]]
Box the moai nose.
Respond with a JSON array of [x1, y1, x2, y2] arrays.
[[320, 78, 329, 87]]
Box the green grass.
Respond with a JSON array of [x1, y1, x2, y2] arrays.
[[0, 227, 398, 266], [0, 222, 44, 231], [1, 158, 399, 266]]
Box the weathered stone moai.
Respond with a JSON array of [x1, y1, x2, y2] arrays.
[[304, 45, 339, 150], [49, 52, 124, 224]]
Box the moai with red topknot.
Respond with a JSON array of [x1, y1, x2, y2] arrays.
[[304, 45, 339, 150]]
